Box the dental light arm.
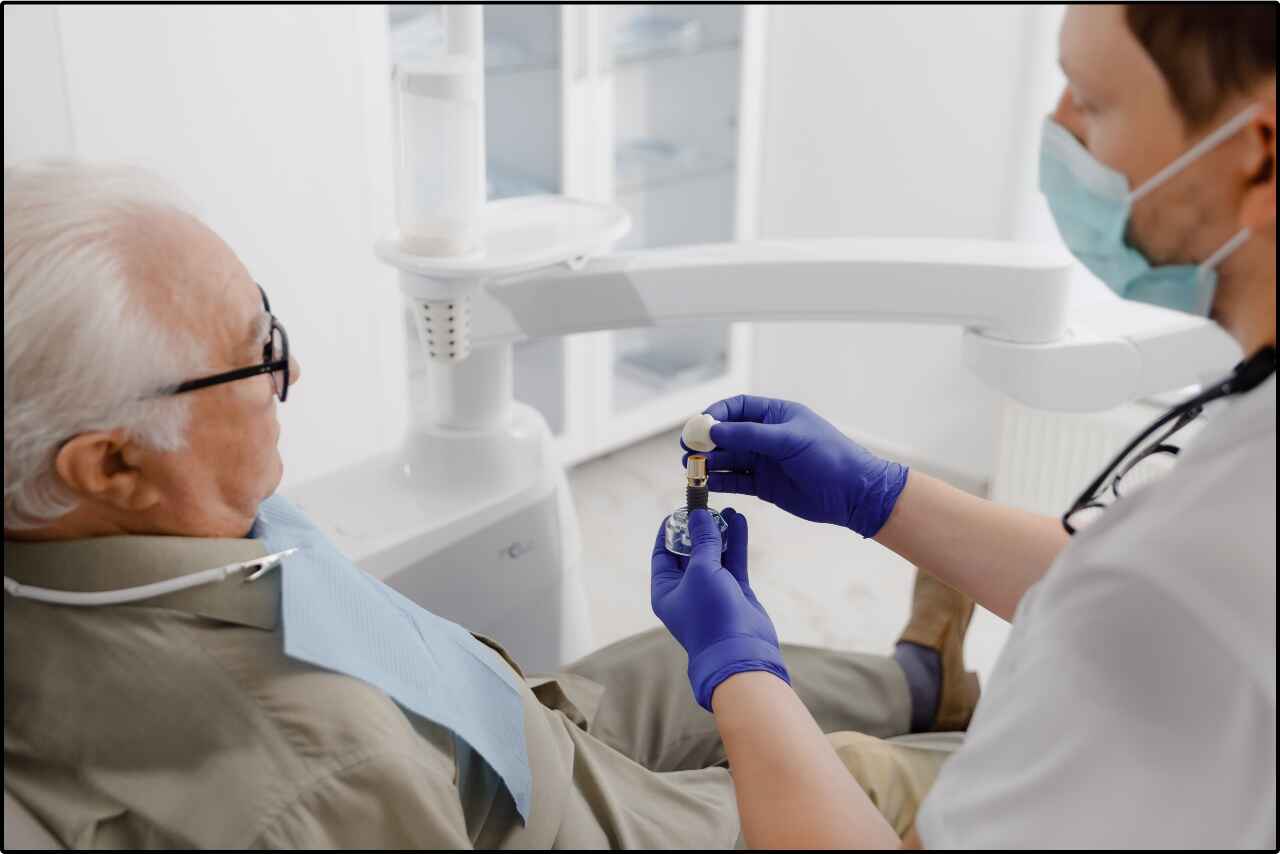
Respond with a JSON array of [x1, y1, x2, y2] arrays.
[[476, 238, 1072, 345], [481, 237, 1239, 413], [379, 203, 1241, 422]]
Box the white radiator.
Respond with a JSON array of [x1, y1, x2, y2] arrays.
[[991, 396, 1205, 517]]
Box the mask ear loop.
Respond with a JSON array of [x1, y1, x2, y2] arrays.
[[1197, 227, 1252, 283], [1130, 105, 1263, 204]]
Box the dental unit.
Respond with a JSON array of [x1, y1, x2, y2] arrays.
[[280, 6, 1241, 671]]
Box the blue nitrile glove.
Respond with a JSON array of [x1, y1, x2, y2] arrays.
[[650, 506, 790, 711], [684, 395, 909, 538]]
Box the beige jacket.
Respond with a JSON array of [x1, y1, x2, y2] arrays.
[[3, 535, 740, 849]]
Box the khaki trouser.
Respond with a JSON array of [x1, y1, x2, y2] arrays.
[[561, 628, 961, 841], [830, 731, 962, 836]]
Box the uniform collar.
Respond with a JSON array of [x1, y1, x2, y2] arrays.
[[3, 534, 279, 630]]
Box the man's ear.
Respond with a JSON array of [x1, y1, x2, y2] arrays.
[[1239, 95, 1276, 232], [53, 430, 163, 513]]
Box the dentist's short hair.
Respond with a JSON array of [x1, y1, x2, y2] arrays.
[[4, 160, 205, 530], [1126, 4, 1276, 129]]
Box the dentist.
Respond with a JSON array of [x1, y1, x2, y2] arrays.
[[651, 4, 1275, 848]]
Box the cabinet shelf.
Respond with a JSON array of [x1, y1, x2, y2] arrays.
[[614, 38, 742, 68], [388, 13, 558, 76], [487, 59, 560, 76], [616, 162, 736, 194], [484, 35, 558, 76], [614, 139, 736, 193], [487, 165, 554, 200], [615, 346, 727, 394]]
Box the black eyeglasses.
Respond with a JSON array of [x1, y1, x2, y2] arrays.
[[166, 284, 292, 402], [1062, 346, 1277, 535]]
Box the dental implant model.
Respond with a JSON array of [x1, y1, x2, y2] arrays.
[[664, 454, 729, 556]]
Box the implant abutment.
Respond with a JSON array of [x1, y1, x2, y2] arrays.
[[686, 454, 709, 510], [664, 454, 727, 556]]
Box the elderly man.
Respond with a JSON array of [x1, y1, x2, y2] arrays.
[[3, 160, 976, 849]]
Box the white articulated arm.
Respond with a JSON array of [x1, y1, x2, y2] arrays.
[[464, 236, 1239, 413], [962, 296, 1240, 411], [379, 195, 1240, 415], [473, 238, 1074, 346]]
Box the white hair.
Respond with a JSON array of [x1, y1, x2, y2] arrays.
[[4, 160, 207, 530]]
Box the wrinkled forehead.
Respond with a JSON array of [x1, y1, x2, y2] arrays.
[[114, 208, 264, 361]]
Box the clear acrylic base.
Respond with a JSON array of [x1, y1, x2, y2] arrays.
[[663, 507, 729, 556]]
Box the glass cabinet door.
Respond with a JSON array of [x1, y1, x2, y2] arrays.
[[387, 5, 572, 438], [386, 4, 756, 461], [604, 4, 743, 415]]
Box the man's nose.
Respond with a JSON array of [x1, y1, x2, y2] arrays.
[[288, 353, 302, 388], [1051, 86, 1084, 143]]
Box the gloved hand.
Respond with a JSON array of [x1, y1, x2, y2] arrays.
[[650, 506, 790, 711], [684, 395, 909, 538]]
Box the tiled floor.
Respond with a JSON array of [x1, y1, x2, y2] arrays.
[[568, 429, 1012, 685]]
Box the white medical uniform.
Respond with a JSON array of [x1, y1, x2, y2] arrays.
[[917, 376, 1276, 848]]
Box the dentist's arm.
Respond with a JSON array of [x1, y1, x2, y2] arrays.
[[650, 509, 900, 849], [873, 470, 1067, 620], [696, 395, 1067, 620], [712, 671, 902, 849]]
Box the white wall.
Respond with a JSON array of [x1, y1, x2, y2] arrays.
[[752, 5, 1061, 487], [3, 5, 408, 491], [3, 6, 75, 161]]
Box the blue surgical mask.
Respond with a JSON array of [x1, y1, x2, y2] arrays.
[[1039, 106, 1259, 316]]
